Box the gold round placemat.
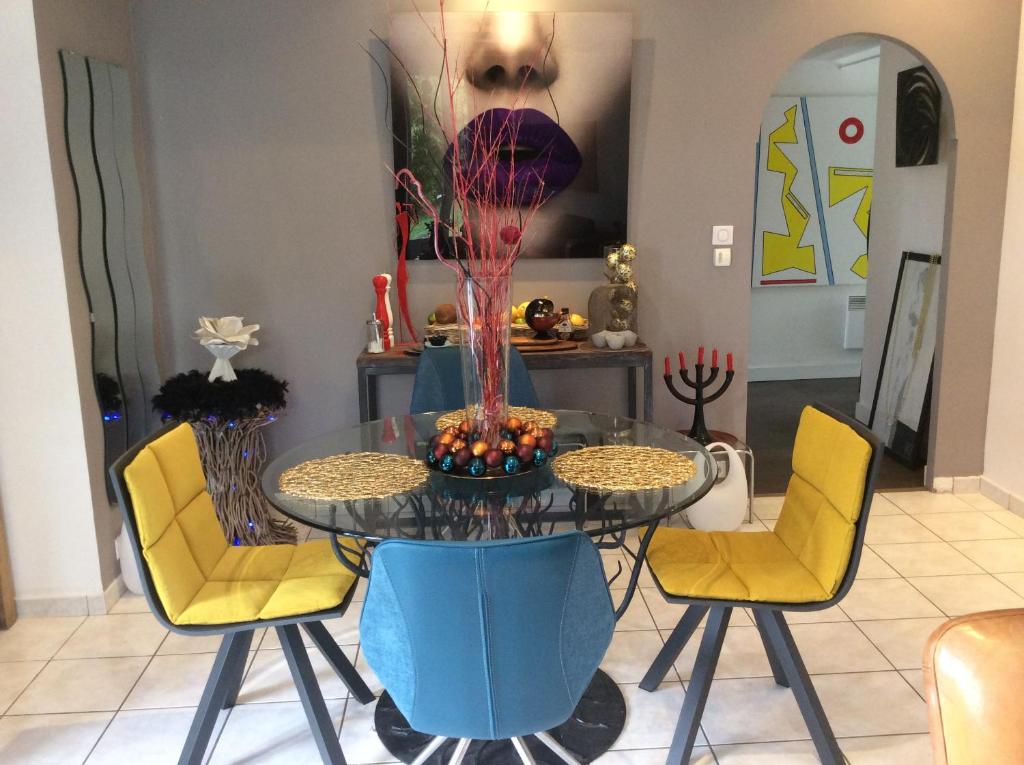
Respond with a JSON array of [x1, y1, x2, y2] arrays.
[[278, 452, 429, 502], [551, 446, 697, 493], [435, 406, 558, 431]]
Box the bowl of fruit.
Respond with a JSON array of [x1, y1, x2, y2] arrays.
[[425, 415, 558, 479]]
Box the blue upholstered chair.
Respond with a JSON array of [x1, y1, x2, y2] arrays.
[[410, 346, 540, 414], [359, 532, 615, 765]]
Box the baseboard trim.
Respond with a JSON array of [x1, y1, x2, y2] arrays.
[[748, 363, 861, 382], [929, 474, 1024, 516], [980, 475, 1024, 515], [15, 576, 124, 618]]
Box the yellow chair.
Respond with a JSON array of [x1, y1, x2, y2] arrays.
[[923, 608, 1024, 765], [110, 423, 373, 765], [640, 404, 881, 765]]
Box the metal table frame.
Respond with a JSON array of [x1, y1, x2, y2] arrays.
[[357, 342, 655, 423]]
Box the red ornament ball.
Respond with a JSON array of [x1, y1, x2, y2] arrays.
[[500, 225, 522, 245], [453, 447, 473, 468], [516, 443, 535, 463], [484, 449, 504, 468], [432, 444, 450, 462], [537, 435, 553, 453]]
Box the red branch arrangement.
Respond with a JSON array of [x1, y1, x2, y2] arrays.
[[389, 2, 555, 443]]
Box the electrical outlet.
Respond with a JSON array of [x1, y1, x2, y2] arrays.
[[712, 225, 734, 246], [714, 248, 732, 267]]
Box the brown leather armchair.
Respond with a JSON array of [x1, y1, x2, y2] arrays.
[[923, 609, 1024, 765]]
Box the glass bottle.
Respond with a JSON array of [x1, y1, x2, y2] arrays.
[[555, 307, 574, 340]]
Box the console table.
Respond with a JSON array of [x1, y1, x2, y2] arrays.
[[356, 341, 654, 423]]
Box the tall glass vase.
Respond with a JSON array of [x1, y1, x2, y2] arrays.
[[457, 273, 511, 447]]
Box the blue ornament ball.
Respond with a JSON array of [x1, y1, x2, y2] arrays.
[[500, 429, 514, 441], [468, 457, 486, 477], [549, 440, 559, 456], [470, 432, 481, 444], [532, 448, 548, 466], [503, 455, 521, 475], [440, 453, 455, 473], [426, 450, 438, 466]]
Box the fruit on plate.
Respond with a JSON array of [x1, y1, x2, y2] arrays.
[[433, 303, 457, 324]]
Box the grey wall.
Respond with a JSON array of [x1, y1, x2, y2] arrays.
[[132, 0, 1022, 480]]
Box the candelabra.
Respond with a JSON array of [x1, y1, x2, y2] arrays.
[[663, 346, 735, 444]]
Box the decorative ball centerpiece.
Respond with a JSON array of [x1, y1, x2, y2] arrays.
[[425, 415, 558, 478]]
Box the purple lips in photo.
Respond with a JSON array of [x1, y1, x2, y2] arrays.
[[444, 108, 582, 204]]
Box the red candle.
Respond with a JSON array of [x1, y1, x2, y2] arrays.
[[698, 346, 705, 365], [678, 351, 686, 370], [712, 348, 719, 368], [664, 356, 671, 376], [727, 352, 734, 372]]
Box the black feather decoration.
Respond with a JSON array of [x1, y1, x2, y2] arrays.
[[153, 368, 288, 423]]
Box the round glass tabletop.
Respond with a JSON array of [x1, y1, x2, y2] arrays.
[[262, 410, 716, 542]]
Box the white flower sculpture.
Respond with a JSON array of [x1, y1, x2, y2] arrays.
[[194, 316, 260, 382]]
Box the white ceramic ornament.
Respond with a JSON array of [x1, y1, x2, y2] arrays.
[[194, 316, 260, 382]]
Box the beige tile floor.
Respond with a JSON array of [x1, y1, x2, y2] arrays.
[[1, 490, 1022, 764]]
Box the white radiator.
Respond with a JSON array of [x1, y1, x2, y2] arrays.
[[844, 295, 866, 350]]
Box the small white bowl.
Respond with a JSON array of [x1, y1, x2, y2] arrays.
[[606, 331, 626, 350], [622, 330, 638, 347], [590, 331, 608, 348]]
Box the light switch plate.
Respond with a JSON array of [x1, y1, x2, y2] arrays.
[[712, 225, 734, 246], [714, 247, 732, 267]]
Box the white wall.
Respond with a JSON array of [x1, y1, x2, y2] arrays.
[[749, 52, 875, 382], [856, 41, 951, 425], [0, 1, 105, 610], [984, 12, 1024, 506]]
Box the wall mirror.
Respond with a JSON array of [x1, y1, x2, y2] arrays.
[[60, 50, 160, 494]]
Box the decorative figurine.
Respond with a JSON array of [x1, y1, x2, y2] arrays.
[[372, 273, 394, 351], [663, 347, 735, 444], [193, 316, 260, 382]]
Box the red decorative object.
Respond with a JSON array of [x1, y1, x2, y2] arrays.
[[394, 203, 418, 343], [372, 274, 393, 351], [393, 3, 550, 447], [839, 117, 864, 144]]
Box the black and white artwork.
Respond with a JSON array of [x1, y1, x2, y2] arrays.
[[895, 65, 941, 167], [869, 252, 942, 467]]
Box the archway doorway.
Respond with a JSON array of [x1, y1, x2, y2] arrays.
[[746, 35, 952, 494]]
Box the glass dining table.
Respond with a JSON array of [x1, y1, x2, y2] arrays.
[[262, 410, 716, 764]]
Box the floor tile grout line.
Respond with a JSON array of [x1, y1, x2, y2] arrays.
[[1, 613, 89, 718], [80, 635, 165, 764]]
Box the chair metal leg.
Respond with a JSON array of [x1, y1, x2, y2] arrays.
[[639, 604, 708, 692], [303, 620, 375, 704], [752, 609, 789, 688], [534, 731, 580, 765], [760, 610, 845, 765], [448, 738, 471, 765], [220, 629, 255, 709], [411, 735, 448, 765], [667, 606, 731, 765], [178, 631, 250, 765], [278, 624, 346, 765], [512, 737, 537, 765]]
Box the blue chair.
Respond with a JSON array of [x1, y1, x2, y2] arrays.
[[410, 346, 540, 414], [359, 532, 615, 765]]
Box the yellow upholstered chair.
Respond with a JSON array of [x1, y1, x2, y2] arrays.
[[923, 609, 1024, 765], [641, 404, 882, 765], [110, 423, 373, 765]]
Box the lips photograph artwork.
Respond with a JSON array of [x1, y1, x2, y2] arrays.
[[388, 11, 632, 259]]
